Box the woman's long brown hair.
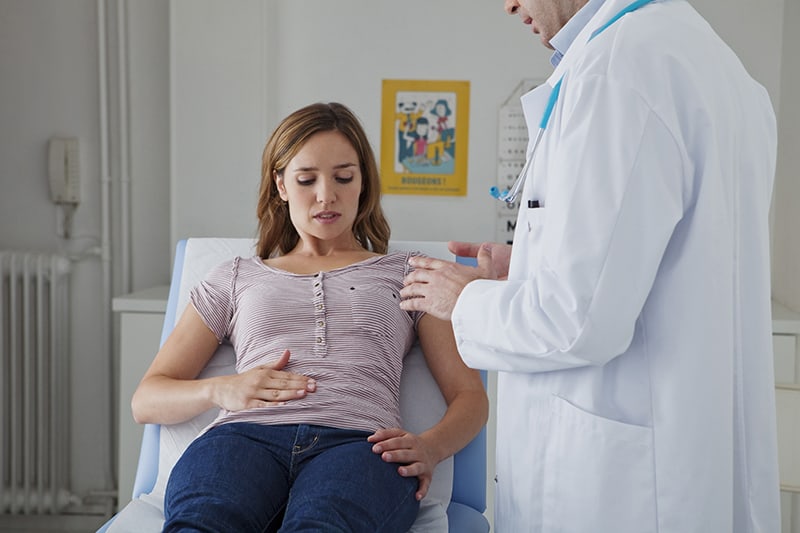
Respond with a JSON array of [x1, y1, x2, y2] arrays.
[[256, 102, 390, 259]]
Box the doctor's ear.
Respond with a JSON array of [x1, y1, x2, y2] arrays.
[[274, 171, 288, 201]]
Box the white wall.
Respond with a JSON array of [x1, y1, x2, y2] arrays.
[[170, 0, 554, 246], [692, 0, 784, 105], [127, 1, 171, 289], [0, 0, 111, 500], [772, 0, 800, 311], [170, 0, 790, 249], [0, 0, 797, 520], [0, 0, 171, 512], [169, 0, 273, 243]]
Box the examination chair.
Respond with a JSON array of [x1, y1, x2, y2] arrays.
[[98, 238, 489, 533]]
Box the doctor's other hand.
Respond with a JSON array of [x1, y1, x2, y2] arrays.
[[210, 349, 316, 412], [368, 428, 438, 501], [448, 241, 511, 280], [400, 243, 497, 321]]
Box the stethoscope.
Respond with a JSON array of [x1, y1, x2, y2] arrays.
[[490, 0, 658, 204]]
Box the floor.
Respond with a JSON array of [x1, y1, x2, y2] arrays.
[[0, 514, 108, 533]]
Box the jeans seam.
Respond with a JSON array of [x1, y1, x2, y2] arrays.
[[374, 479, 419, 532], [292, 434, 319, 456], [289, 426, 319, 480]]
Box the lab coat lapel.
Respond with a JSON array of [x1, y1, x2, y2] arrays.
[[515, 83, 553, 273], [518, 82, 554, 209], [550, 0, 648, 84]]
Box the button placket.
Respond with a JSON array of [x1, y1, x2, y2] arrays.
[[312, 272, 327, 356]]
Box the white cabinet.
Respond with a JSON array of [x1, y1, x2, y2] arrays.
[[773, 301, 800, 533], [113, 286, 169, 512]]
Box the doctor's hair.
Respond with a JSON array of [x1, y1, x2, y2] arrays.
[[257, 102, 390, 258]]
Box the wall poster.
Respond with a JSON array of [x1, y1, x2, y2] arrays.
[[380, 79, 470, 196]]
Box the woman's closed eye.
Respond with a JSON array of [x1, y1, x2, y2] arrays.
[[295, 175, 354, 186]]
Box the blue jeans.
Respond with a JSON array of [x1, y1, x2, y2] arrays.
[[163, 423, 420, 533]]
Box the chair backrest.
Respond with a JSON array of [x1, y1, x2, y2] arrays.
[[131, 238, 487, 521]]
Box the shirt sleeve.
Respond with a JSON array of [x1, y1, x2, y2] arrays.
[[453, 75, 687, 373], [189, 257, 239, 342]]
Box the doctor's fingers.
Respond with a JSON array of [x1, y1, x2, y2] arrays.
[[448, 240, 482, 258], [403, 260, 471, 290], [398, 290, 455, 322], [478, 242, 511, 280], [401, 266, 468, 310], [411, 254, 491, 285], [406, 254, 454, 273], [399, 285, 459, 321]]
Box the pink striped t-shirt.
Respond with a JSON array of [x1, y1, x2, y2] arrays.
[[190, 251, 424, 434]]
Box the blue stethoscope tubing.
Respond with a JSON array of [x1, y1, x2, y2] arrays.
[[490, 0, 658, 204]]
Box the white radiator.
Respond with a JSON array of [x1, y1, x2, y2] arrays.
[[0, 251, 73, 514]]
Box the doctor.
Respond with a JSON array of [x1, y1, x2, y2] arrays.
[[400, 0, 781, 531]]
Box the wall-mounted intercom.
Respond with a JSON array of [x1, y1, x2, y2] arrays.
[[48, 137, 81, 205]]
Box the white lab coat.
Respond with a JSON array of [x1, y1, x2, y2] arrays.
[[452, 0, 781, 531]]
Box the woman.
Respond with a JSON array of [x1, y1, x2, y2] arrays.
[[131, 102, 488, 533]]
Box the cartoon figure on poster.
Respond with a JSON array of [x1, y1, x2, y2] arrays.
[[394, 93, 456, 174]]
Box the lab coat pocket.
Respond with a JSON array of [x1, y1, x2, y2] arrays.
[[524, 205, 546, 237], [542, 395, 657, 533], [511, 208, 546, 277]]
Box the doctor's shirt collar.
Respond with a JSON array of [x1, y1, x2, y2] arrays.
[[550, 0, 607, 67]]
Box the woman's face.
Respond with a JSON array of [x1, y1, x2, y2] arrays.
[[275, 130, 363, 249]]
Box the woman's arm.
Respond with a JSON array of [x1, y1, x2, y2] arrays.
[[131, 304, 316, 425], [369, 313, 488, 500]]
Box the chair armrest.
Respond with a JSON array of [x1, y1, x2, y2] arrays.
[[131, 423, 161, 499]]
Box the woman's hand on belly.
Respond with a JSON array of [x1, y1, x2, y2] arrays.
[[211, 349, 316, 411]]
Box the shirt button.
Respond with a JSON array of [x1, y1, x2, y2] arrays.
[[316, 337, 324, 344], [317, 320, 325, 327], [316, 304, 324, 310]]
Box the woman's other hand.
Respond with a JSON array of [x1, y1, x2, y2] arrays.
[[368, 428, 441, 501]]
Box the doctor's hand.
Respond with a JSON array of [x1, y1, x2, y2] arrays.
[[369, 428, 438, 501], [400, 244, 497, 321], [210, 349, 316, 412], [448, 241, 512, 280]]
